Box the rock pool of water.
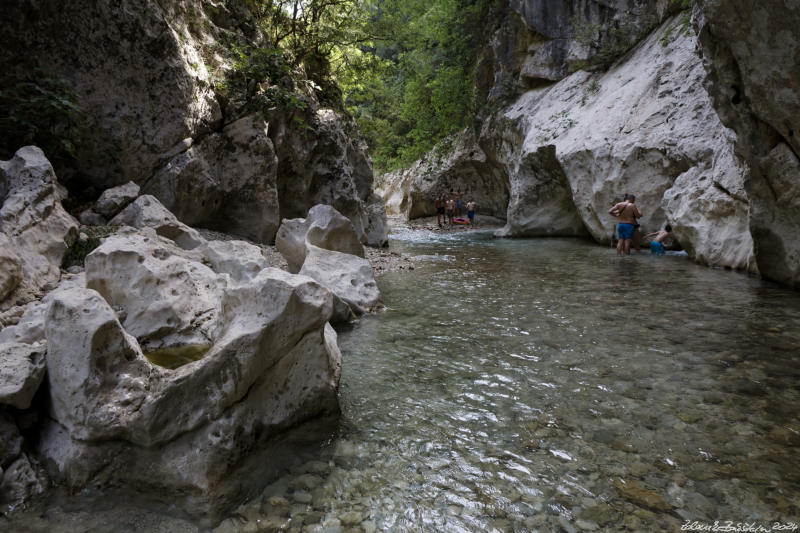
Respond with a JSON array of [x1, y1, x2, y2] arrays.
[[5, 230, 800, 532]]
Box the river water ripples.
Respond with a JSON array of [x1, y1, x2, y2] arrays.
[[6, 230, 800, 532]]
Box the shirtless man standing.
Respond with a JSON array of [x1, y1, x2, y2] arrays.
[[609, 194, 643, 256], [435, 193, 445, 227], [446, 195, 456, 226]]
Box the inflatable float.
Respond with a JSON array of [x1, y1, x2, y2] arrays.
[[453, 217, 469, 224]]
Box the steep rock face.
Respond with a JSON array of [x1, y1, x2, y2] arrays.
[[141, 114, 281, 244], [0, 0, 387, 246], [493, 16, 755, 271], [379, 15, 755, 271], [478, 0, 680, 101], [694, 1, 800, 287]]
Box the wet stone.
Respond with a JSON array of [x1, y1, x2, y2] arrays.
[[339, 511, 363, 527], [767, 426, 800, 446], [613, 479, 671, 512], [291, 491, 313, 504], [289, 474, 325, 492]]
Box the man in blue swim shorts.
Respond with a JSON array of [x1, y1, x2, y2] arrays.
[[645, 224, 674, 255], [466, 198, 476, 226], [609, 194, 643, 256]]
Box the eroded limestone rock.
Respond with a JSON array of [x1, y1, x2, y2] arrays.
[[94, 181, 140, 218], [0, 342, 47, 410], [695, 0, 800, 286], [109, 195, 204, 250], [299, 246, 381, 315], [85, 229, 225, 357], [0, 147, 79, 307], [38, 225, 341, 514], [276, 204, 365, 274]]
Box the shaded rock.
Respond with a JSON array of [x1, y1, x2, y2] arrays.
[[109, 195, 204, 250], [78, 208, 108, 227], [478, 0, 680, 100], [695, 0, 800, 286], [270, 108, 389, 247], [0, 342, 47, 409], [493, 143, 586, 238], [94, 181, 140, 218], [276, 204, 365, 274], [0, 453, 45, 510], [613, 478, 671, 512], [143, 114, 280, 244], [0, 146, 79, 307], [0, 233, 23, 302], [0, 410, 23, 468], [376, 130, 509, 221], [299, 246, 381, 315]]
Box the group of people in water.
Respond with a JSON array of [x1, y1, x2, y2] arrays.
[[608, 193, 675, 256], [435, 189, 476, 228]]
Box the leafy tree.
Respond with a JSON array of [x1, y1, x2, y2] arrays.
[[0, 69, 80, 167]]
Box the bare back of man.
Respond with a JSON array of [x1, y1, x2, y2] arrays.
[[609, 198, 643, 255]]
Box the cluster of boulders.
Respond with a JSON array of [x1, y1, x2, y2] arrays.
[[0, 146, 381, 518]]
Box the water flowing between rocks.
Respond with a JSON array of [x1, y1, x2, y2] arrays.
[[7, 230, 800, 532]]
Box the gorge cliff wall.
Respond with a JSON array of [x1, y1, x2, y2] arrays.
[[380, 0, 799, 285], [0, 0, 388, 246]]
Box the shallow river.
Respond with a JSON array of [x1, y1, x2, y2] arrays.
[[7, 230, 800, 532]]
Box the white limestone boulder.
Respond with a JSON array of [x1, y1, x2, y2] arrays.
[[276, 204, 365, 274], [85, 228, 225, 357], [0, 342, 47, 409], [109, 194, 204, 250], [93, 181, 140, 218], [299, 245, 381, 315], [0, 146, 79, 307], [39, 227, 341, 510], [197, 239, 269, 284]]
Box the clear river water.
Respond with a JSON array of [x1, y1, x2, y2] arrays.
[[5, 229, 800, 532]]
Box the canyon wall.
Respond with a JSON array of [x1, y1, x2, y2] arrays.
[[693, 0, 800, 287], [0, 0, 387, 246], [380, 1, 786, 276]]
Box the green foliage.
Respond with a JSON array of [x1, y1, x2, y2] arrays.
[[580, 80, 601, 106], [61, 226, 117, 269], [660, 2, 694, 48], [217, 43, 308, 113], [0, 69, 81, 165], [335, 0, 493, 172]]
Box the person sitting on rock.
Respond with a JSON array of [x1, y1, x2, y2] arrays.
[[645, 224, 674, 255]]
